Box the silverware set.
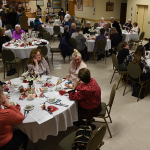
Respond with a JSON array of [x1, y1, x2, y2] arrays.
[[24, 110, 29, 118]]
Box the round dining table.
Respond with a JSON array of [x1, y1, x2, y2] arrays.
[[7, 75, 78, 143], [122, 31, 139, 42], [2, 38, 50, 59], [84, 35, 111, 52], [42, 24, 64, 35]]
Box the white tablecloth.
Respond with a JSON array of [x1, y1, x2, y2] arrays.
[[28, 18, 42, 26], [5, 30, 12, 38], [42, 25, 64, 35], [6, 76, 78, 143], [122, 31, 139, 42], [96, 27, 103, 34], [55, 19, 60, 25], [85, 38, 111, 52], [0, 19, 2, 28], [2, 38, 50, 59]]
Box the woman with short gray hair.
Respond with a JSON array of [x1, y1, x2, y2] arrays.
[[70, 23, 76, 36]]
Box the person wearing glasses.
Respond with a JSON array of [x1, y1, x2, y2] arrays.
[[27, 49, 51, 76]]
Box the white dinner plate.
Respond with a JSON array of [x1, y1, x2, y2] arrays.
[[47, 98, 57, 104], [24, 106, 34, 111], [54, 87, 63, 91]]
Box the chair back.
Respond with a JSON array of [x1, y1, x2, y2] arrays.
[[127, 62, 141, 80], [108, 84, 116, 109], [30, 21, 34, 28], [2, 49, 15, 62], [122, 35, 126, 42], [69, 37, 77, 49], [138, 27, 140, 35], [6, 24, 13, 29], [139, 32, 145, 40], [86, 125, 106, 150], [37, 45, 48, 57], [53, 26, 60, 33], [96, 39, 106, 51], [37, 25, 44, 33], [43, 32, 51, 42], [81, 18, 84, 23], [112, 54, 119, 71], [24, 60, 28, 72], [94, 23, 98, 28], [117, 42, 122, 53]]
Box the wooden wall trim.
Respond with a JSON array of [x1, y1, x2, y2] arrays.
[[75, 16, 120, 22]]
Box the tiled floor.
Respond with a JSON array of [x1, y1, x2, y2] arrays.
[[1, 34, 149, 150]]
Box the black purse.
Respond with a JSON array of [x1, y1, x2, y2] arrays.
[[72, 125, 92, 150], [7, 68, 17, 76]]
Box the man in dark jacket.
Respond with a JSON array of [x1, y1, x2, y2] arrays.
[[0, 6, 5, 27], [58, 8, 65, 17], [110, 17, 121, 35]]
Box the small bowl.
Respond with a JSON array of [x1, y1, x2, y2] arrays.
[[28, 94, 36, 100], [42, 87, 48, 93]]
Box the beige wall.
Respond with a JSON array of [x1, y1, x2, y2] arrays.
[[28, 0, 66, 13], [126, 0, 150, 38], [73, 0, 127, 26]]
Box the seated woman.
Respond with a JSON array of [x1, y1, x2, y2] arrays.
[[62, 18, 71, 30], [0, 86, 28, 150], [108, 27, 122, 48], [59, 25, 73, 58], [70, 23, 76, 36], [0, 27, 10, 53], [117, 42, 129, 71], [69, 16, 75, 24], [34, 16, 42, 31], [94, 28, 107, 60], [123, 18, 132, 30], [144, 38, 150, 51], [69, 68, 101, 125], [130, 22, 139, 33], [46, 15, 52, 23], [27, 49, 51, 76], [99, 17, 105, 27], [123, 45, 150, 81], [65, 50, 87, 85], [12, 25, 25, 40], [60, 15, 64, 24]]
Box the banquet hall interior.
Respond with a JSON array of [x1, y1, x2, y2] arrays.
[[1, 0, 150, 150]]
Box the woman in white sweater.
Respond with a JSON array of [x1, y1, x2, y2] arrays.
[[130, 22, 139, 33]]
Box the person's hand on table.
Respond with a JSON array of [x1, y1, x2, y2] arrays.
[[65, 83, 73, 89]]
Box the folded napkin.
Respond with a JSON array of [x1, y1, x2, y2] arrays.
[[47, 105, 58, 112], [59, 90, 67, 96], [5, 43, 10, 46], [42, 83, 55, 87], [20, 43, 24, 47]]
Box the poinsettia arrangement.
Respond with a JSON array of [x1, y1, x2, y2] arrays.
[[88, 27, 97, 33], [21, 32, 28, 41]]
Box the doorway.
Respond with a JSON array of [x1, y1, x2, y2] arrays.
[[120, 3, 127, 25], [136, 5, 148, 35], [69, 0, 75, 16]]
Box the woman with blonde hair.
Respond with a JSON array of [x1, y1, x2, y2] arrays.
[[0, 86, 28, 150], [108, 27, 122, 48], [19, 11, 28, 32], [27, 49, 51, 76], [70, 23, 76, 36], [123, 45, 150, 80], [65, 49, 87, 87], [4, 8, 10, 25], [0, 28, 10, 53], [9, 7, 17, 28]]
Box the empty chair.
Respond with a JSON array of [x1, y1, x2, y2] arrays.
[[53, 26, 62, 42], [43, 32, 51, 43]]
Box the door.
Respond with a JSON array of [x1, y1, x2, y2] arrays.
[[69, 1, 75, 16], [136, 5, 148, 35], [120, 3, 127, 25]]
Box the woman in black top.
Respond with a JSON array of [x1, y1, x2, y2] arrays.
[[45, 15, 52, 23], [117, 42, 129, 71], [9, 7, 17, 29], [60, 15, 64, 24], [58, 8, 65, 17], [0, 28, 10, 53]]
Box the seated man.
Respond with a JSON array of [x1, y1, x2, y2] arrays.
[[123, 18, 132, 30], [104, 23, 110, 36], [12, 24, 25, 40], [117, 42, 129, 71], [94, 28, 107, 60], [83, 21, 91, 34]]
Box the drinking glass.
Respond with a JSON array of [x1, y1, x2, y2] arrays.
[[9, 85, 14, 93]]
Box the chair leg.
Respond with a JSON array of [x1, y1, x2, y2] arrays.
[[110, 70, 115, 84], [18, 64, 20, 77], [51, 53, 53, 64], [106, 108, 112, 123], [53, 35, 54, 43], [104, 118, 112, 138], [137, 85, 143, 102], [4, 64, 5, 79], [116, 75, 122, 90], [123, 78, 129, 96], [105, 51, 106, 64], [93, 51, 95, 64], [22, 61, 24, 73]]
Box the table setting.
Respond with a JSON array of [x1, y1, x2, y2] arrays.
[[2, 33, 50, 59], [122, 30, 139, 42], [42, 23, 64, 35], [3, 69, 78, 143]]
